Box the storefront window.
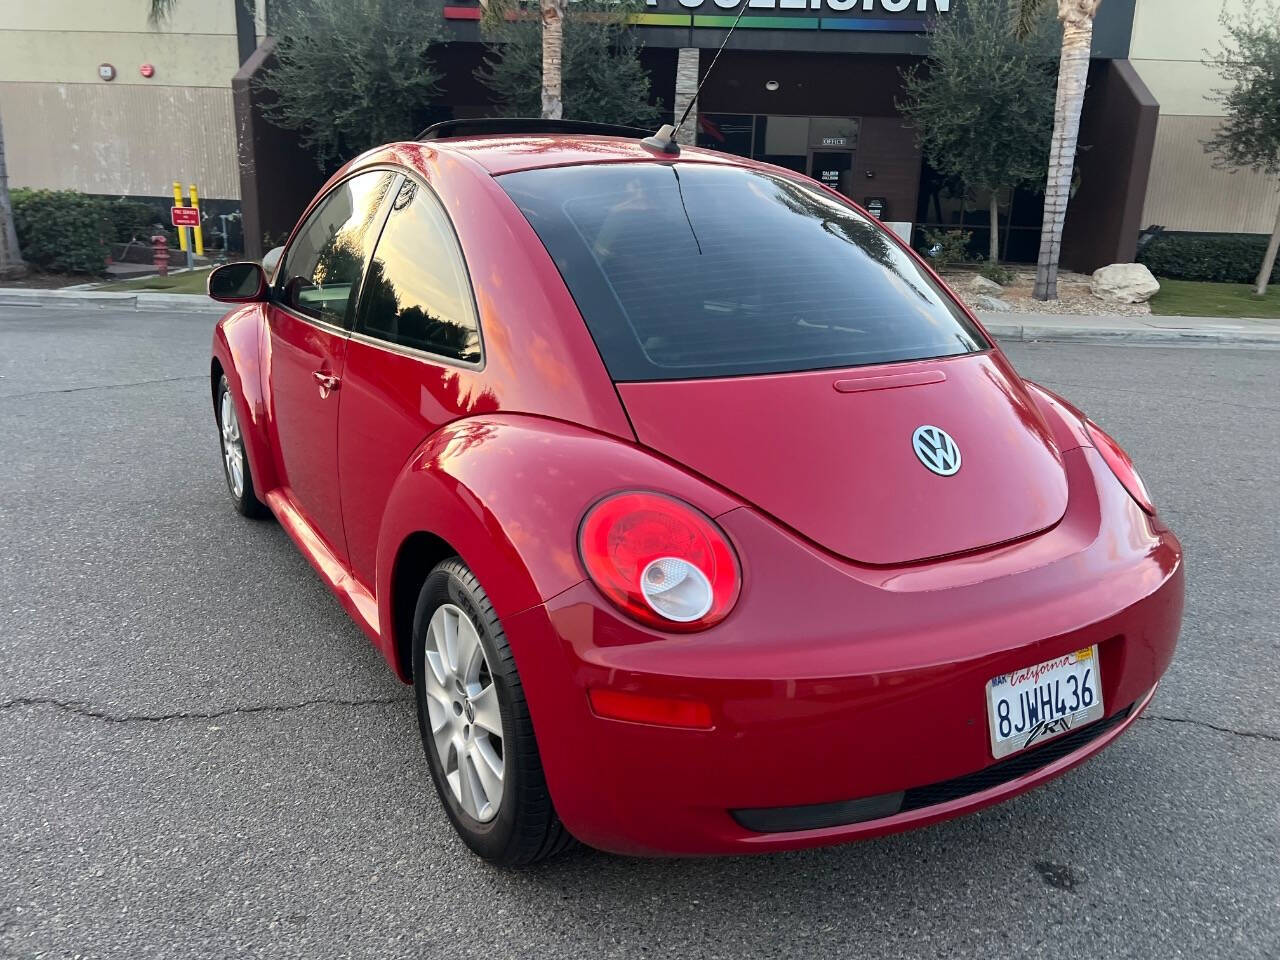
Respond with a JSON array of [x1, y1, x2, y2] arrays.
[[808, 117, 860, 151], [696, 114, 865, 189], [695, 114, 863, 196], [696, 113, 754, 157], [750, 115, 800, 173]]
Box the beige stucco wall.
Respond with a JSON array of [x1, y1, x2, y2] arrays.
[[2, 3, 237, 37], [1130, 0, 1280, 233], [1144, 116, 1280, 234], [1130, 0, 1235, 116], [0, 0, 242, 199], [0, 83, 239, 199]]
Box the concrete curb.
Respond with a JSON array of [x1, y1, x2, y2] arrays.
[[136, 292, 225, 314], [1, 288, 1276, 343], [980, 319, 1280, 347], [0, 287, 225, 315]]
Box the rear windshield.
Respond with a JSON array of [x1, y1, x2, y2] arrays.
[[498, 162, 987, 381]]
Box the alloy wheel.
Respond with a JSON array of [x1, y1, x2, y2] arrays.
[[219, 388, 246, 499], [423, 603, 505, 822]]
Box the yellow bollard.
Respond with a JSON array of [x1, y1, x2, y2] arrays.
[[172, 181, 188, 253], [188, 183, 204, 257]]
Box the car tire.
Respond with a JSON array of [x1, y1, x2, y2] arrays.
[[412, 557, 574, 865], [215, 374, 269, 519]]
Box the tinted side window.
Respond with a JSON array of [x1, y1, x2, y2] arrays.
[[356, 179, 481, 364], [277, 171, 396, 327]]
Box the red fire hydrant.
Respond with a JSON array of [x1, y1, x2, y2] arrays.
[[151, 234, 170, 277]]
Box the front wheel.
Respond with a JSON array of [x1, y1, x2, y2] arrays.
[[215, 375, 269, 519], [412, 558, 573, 865]]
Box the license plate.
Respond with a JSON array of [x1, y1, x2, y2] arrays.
[[986, 647, 1103, 758]]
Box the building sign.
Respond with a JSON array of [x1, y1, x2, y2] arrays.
[[822, 136, 847, 146], [443, 0, 950, 32], [647, 0, 949, 8], [636, 0, 951, 31]]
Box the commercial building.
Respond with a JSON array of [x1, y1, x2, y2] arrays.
[[432, 0, 1148, 266], [0, 1, 262, 245], [1129, 1, 1280, 236], [1, 0, 1276, 267]]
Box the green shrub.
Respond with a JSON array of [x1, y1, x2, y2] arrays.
[[1138, 232, 1280, 284], [9, 191, 175, 273], [979, 261, 1018, 285], [921, 228, 975, 270], [11, 189, 112, 273], [103, 199, 166, 244]]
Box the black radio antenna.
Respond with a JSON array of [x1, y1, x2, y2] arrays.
[[642, 0, 752, 156]]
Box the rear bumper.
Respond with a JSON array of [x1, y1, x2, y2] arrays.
[[505, 448, 1184, 856], [728, 691, 1148, 836]]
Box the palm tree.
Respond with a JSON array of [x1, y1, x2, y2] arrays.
[[1017, 0, 1102, 301], [0, 110, 25, 279], [148, 0, 177, 24], [481, 0, 568, 120], [539, 0, 568, 119]]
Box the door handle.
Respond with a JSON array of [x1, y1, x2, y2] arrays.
[[313, 371, 340, 398]]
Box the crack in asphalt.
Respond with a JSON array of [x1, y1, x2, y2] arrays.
[[1140, 712, 1280, 744], [5, 697, 1275, 746], [0, 375, 205, 402], [0, 694, 414, 724]]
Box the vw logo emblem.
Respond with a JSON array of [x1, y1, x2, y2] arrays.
[[912, 425, 962, 476]]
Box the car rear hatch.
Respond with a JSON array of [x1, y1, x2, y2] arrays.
[[616, 352, 1068, 566], [496, 160, 1068, 562]]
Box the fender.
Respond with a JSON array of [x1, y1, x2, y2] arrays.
[[211, 304, 278, 495], [1024, 380, 1093, 454], [372, 414, 741, 678]]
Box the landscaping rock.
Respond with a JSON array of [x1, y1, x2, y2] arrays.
[[1091, 263, 1160, 304], [969, 275, 1005, 296], [973, 294, 1013, 312]]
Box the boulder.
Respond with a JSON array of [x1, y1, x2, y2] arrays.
[[1091, 263, 1160, 304], [972, 294, 1013, 313], [969, 275, 1005, 296]]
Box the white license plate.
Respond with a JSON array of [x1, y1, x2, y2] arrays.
[[986, 647, 1103, 758]]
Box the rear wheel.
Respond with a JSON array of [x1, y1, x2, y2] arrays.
[[215, 375, 269, 519], [412, 558, 573, 864]]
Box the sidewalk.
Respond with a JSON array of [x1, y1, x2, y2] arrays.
[[1, 286, 1278, 344], [0, 287, 225, 315], [979, 311, 1280, 347]]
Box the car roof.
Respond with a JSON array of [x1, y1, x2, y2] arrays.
[[418, 133, 764, 177]]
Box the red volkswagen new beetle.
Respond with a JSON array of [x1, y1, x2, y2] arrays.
[[207, 120, 1183, 864]]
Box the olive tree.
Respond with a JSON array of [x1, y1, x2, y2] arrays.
[[898, 0, 1057, 265], [1204, 0, 1280, 296], [255, 0, 444, 171]]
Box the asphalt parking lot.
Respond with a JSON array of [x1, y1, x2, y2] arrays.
[[2, 305, 1277, 959]]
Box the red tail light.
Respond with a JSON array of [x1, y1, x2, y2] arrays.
[[1085, 421, 1155, 515], [578, 491, 741, 631]]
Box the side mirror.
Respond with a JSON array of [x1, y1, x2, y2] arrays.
[[207, 261, 267, 303], [262, 245, 285, 280]]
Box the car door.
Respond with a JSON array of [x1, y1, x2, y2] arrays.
[[337, 175, 486, 589], [265, 170, 397, 562]]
